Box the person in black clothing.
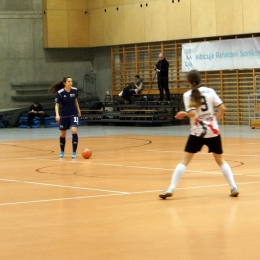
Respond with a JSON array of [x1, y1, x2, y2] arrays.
[[121, 82, 136, 104], [27, 101, 45, 128], [155, 53, 170, 101], [120, 75, 144, 104]]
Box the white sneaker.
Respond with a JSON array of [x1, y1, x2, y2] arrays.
[[159, 188, 174, 199], [230, 187, 239, 197]]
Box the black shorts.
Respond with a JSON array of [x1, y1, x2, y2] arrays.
[[185, 134, 223, 154], [59, 116, 79, 130]]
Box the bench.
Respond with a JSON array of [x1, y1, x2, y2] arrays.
[[112, 88, 190, 95], [81, 109, 103, 120], [119, 109, 172, 122]]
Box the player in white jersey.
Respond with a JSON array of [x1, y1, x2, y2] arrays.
[[159, 70, 239, 199]]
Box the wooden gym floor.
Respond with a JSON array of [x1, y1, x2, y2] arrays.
[[0, 125, 260, 260]]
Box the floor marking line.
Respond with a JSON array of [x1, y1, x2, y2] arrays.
[[126, 165, 242, 176], [3, 157, 246, 176], [90, 162, 125, 167], [112, 180, 260, 195], [145, 149, 260, 158], [23, 181, 129, 194], [22, 157, 227, 174], [0, 180, 260, 207], [0, 178, 21, 183], [0, 178, 128, 194], [0, 193, 122, 207]]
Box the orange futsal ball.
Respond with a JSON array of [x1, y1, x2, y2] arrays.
[[82, 148, 92, 159]]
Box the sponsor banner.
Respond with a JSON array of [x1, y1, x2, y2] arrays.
[[182, 38, 260, 72]]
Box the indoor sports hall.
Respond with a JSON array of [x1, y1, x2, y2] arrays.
[[1, 0, 260, 259], [1, 125, 260, 259]]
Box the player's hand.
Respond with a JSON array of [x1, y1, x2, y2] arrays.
[[175, 111, 186, 120], [55, 116, 60, 122]]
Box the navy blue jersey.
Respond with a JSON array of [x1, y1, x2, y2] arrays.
[[55, 87, 78, 116]]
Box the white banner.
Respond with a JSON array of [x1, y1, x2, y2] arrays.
[[182, 38, 260, 72]]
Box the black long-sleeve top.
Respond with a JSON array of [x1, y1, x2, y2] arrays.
[[155, 58, 169, 78]]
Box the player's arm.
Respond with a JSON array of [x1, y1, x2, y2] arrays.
[[75, 98, 81, 117], [212, 89, 226, 122], [134, 82, 142, 94], [216, 104, 226, 122], [55, 103, 60, 122], [176, 93, 196, 120], [28, 105, 34, 113], [37, 105, 44, 114], [175, 109, 196, 120]]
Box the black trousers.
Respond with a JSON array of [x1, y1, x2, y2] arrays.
[[158, 76, 170, 101], [27, 113, 45, 126], [122, 89, 136, 101]]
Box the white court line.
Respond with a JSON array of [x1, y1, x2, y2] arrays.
[[146, 149, 260, 158], [222, 142, 260, 146], [0, 179, 20, 183], [0, 180, 260, 207], [0, 178, 128, 194], [0, 193, 122, 207], [130, 181, 260, 194], [13, 157, 242, 176], [125, 165, 243, 176]]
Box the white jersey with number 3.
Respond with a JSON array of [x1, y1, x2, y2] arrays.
[[183, 86, 223, 138]]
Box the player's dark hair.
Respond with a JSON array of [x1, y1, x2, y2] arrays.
[[49, 76, 71, 94], [187, 70, 202, 108], [135, 75, 140, 79]]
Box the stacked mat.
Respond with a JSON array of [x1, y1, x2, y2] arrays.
[[19, 116, 59, 128]]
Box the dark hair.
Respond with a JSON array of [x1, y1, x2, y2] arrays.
[[187, 70, 202, 108], [34, 101, 39, 105], [135, 75, 140, 79], [49, 76, 71, 94]]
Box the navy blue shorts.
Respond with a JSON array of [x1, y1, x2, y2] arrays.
[[184, 134, 223, 154], [59, 116, 79, 130]]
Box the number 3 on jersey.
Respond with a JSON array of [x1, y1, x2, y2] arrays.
[[201, 96, 208, 112], [74, 117, 79, 124]]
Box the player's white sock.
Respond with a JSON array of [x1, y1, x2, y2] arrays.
[[168, 163, 186, 190], [220, 163, 237, 189]]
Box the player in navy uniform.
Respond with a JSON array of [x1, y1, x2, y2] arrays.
[[159, 70, 239, 199], [49, 77, 81, 158]]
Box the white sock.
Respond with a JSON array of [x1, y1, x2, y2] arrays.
[[168, 163, 186, 190], [220, 163, 237, 189]]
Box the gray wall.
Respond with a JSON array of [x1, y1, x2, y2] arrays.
[[0, 0, 112, 109], [93, 47, 112, 99]]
